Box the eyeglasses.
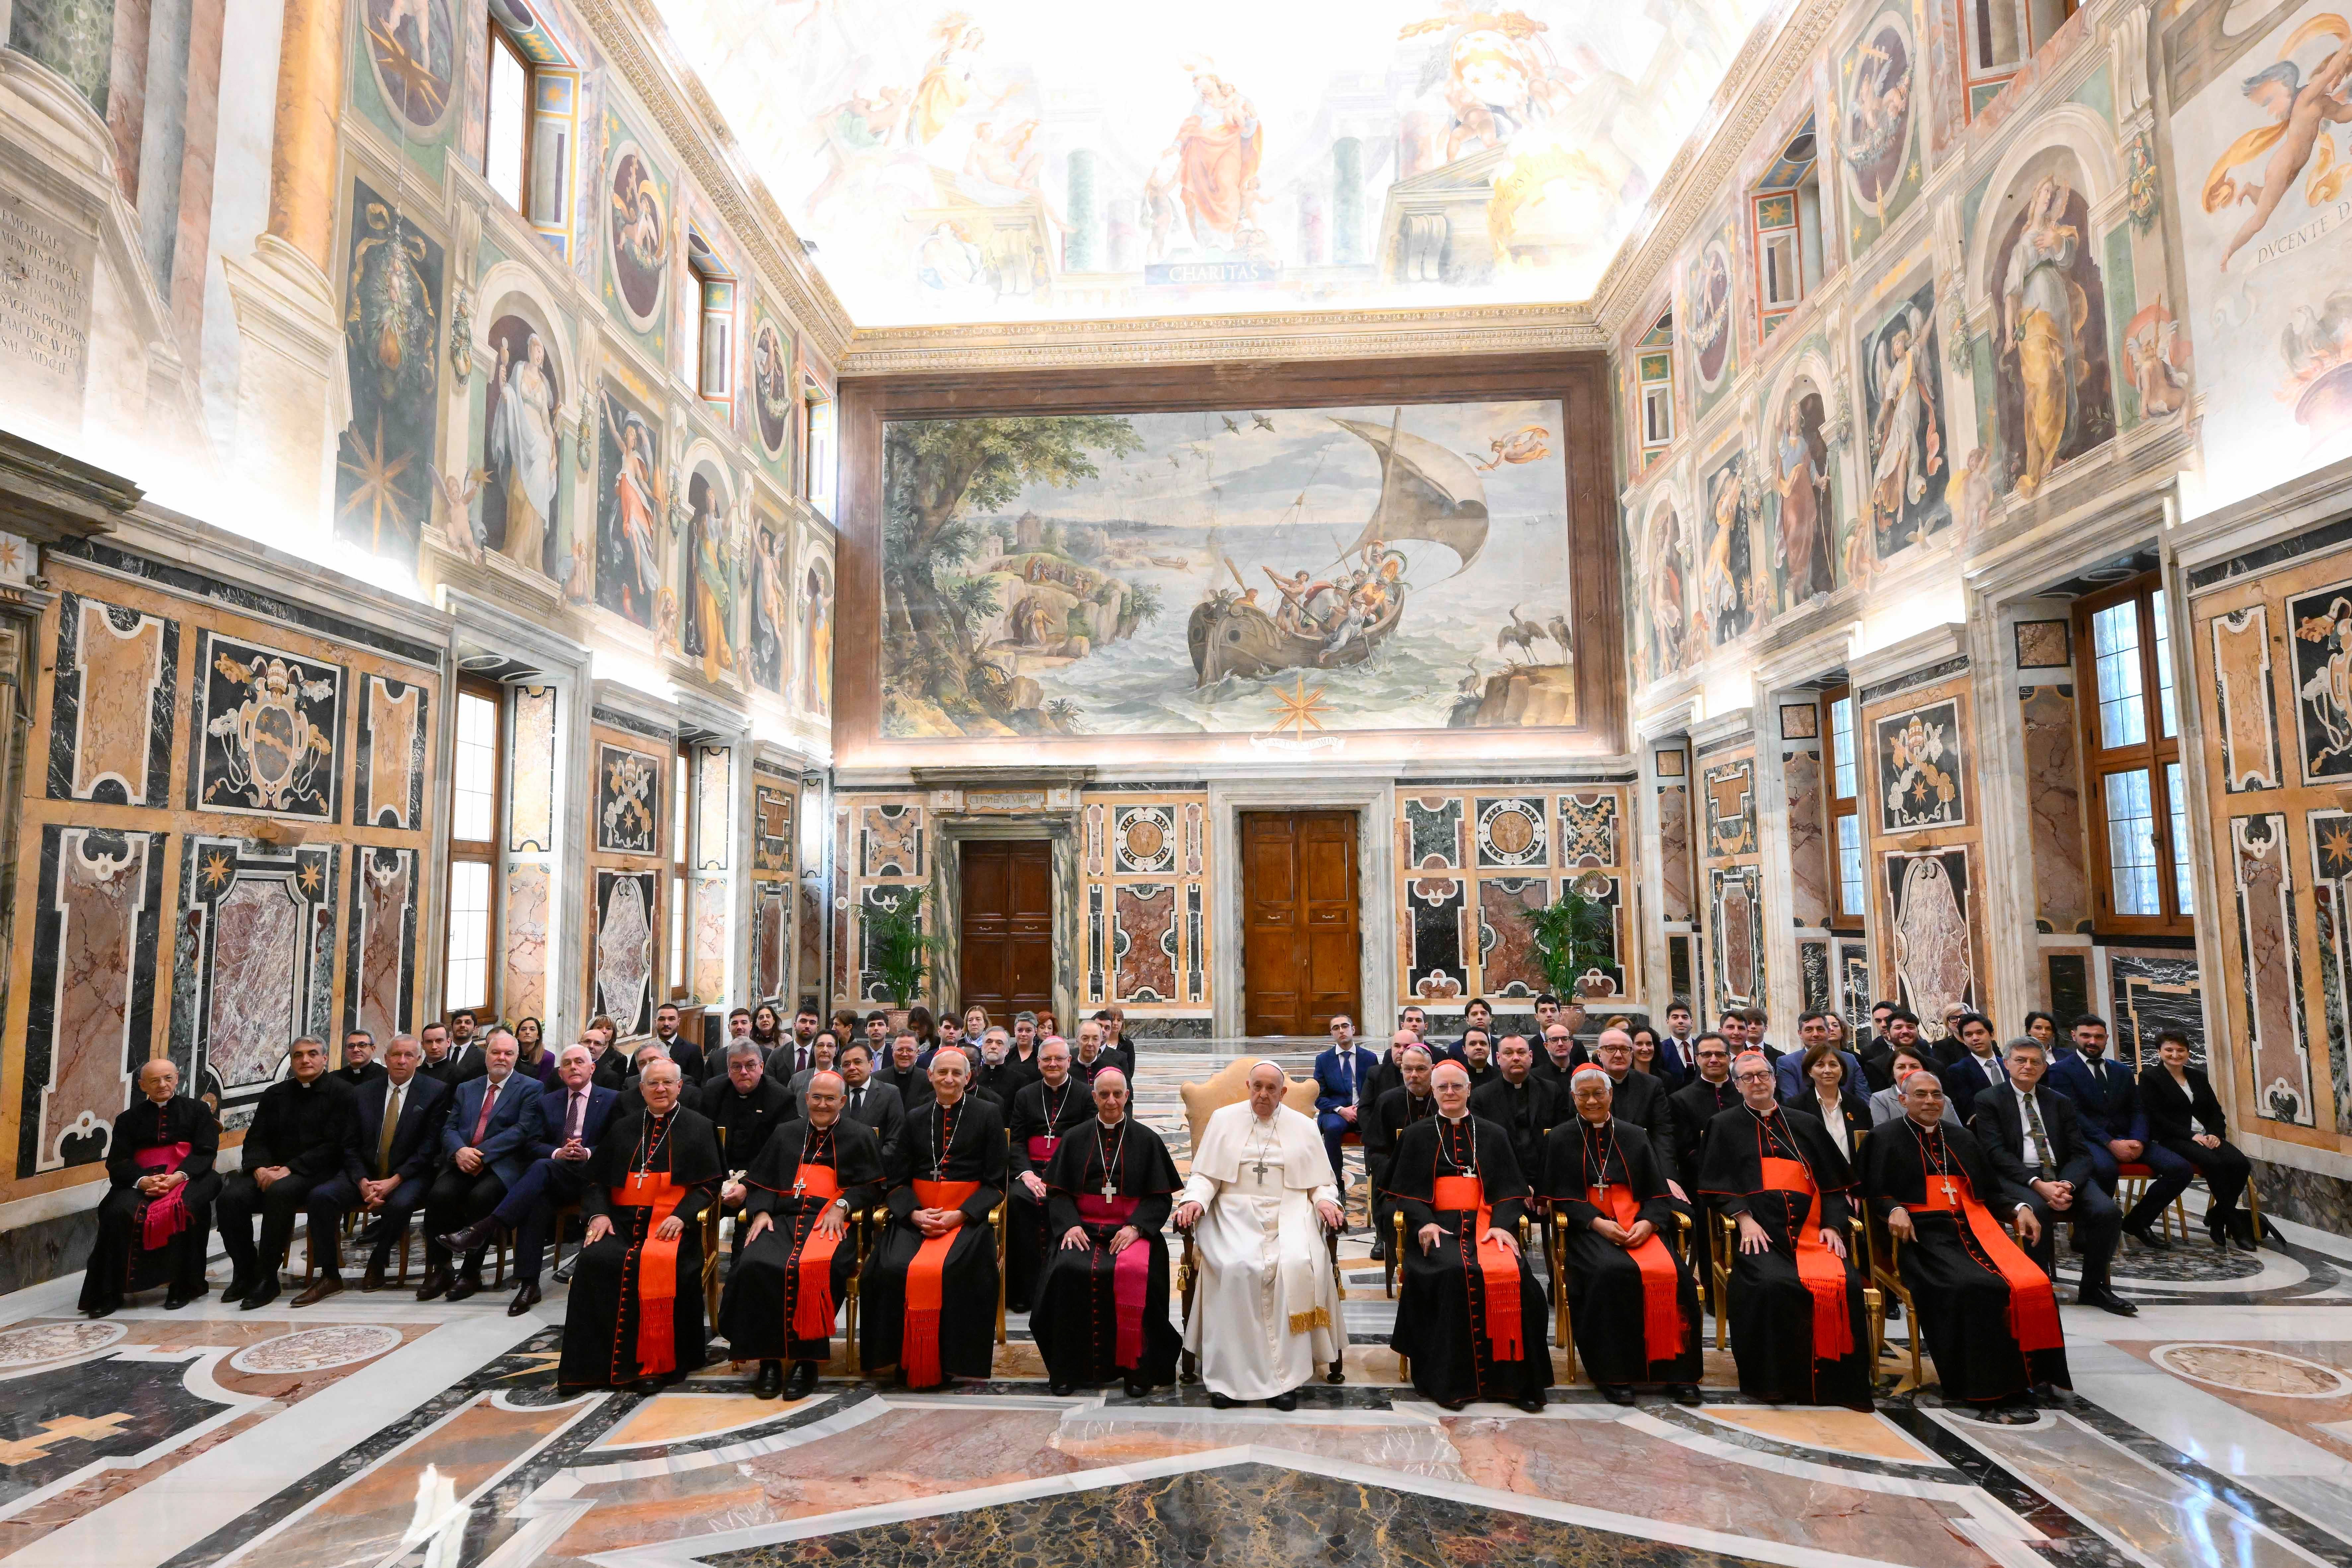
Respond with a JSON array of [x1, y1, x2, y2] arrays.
[[1732, 1070, 1773, 1083]]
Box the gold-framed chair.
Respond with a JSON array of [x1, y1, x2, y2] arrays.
[[1710, 1208, 1881, 1365], [1390, 1207, 1546, 1383], [700, 1126, 729, 1325], [1547, 1207, 1689, 1385]]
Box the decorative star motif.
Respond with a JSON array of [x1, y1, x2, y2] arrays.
[[338, 414, 415, 554], [297, 862, 323, 895], [2324, 821, 2352, 877], [200, 851, 234, 890], [1267, 675, 1330, 739]]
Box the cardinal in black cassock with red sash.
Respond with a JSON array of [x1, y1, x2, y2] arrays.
[[1032, 1069, 1182, 1397], [861, 1052, 1006, 1388], [1544, 1069, 1703, 1402], [718, 1071, 887, 1400], [1385, 1064, 1551, 1411], [559, 1066, 723, 1392], [79, 1065, 220, 1317], [1696, 1059, 1872, 1410], [1863, 1090, 2069, 1418]]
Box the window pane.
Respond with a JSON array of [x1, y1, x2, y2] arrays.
[[1830, 698, 1856, 798], [1836, 813, 1864, 916], [2153, 589, 2178, 739], [2104, 768, 2161, 916], [452, 691, 498, 843], [486, 36, 529, 212], [2167, 760, 2194, 915], [669, 874, 686, 989], [673, 756, 688, 862], [2092, 602, 2147, 748], [445, 860, 491, 1010]]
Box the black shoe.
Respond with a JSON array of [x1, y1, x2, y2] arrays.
[[291, 1275, 344, 1308], [224, 1274, 254, 1304], [83, 1305, 113, 1319], [446, 1274, 484, 1303], [1978, 1401, 2035, 1424], [1882, 1298, 1901, 1320], [1670, 1384, 1702, 1406], [1049, 1380, 1075, 1397], [1007, 1300, 1031, 1315], [240, 1280, 280, 1311], [1437, 1395, 1470, 1411], [2123, 1222, 2170, 1252], [435, 1224, 493, 1258], [2078, 1286, 2138, 1317], [631, 1377, 664, 1395], [753, 1360, 784, 1399], [2031, 1381, 2062, 1407], [1269, 1390, 1298, 1412], [1124, 1375, 1151, 1399], [1209, 1392, 1235, 1409], [506, 1280, 543, 1317], [1515, 1390, 1547, 1413], [415, 1269, 450, 1302], [552, 1255, 577, 1283], [360, 1262, 387, 1292], [163, 1287, 201, 1310], [783, 1361, 818, 1400], [1599, 1384, 1636, 1406], [1368, 1239, 1386, 1261]]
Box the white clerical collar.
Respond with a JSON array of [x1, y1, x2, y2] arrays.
[[1440, 1109, 1470, 1121]]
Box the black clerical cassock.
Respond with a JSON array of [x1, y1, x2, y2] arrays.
[[862, 1093, 1006, 1388], [1695, 1103, 1872, 1409], [1545, 1116, 1703, 1388], [558, 1105, 723, 1390], [78, 1096, 221, 1315], [1006, 1075, 1092, 1311], [1385, 1113, 1551, 1407], [1862, 1117, 2069, 1406], [1031, 1114, 1182, 1389], [718, 1116, 886, 1364]]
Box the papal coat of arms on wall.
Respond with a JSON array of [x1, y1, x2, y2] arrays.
[[597, 742, 662, 854], [191, 633, 343, 821]]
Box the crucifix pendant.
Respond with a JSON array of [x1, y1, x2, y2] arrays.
[[1251, 1154, 1269, 1180], [1101, 1174, 1116, 1201], [1939, 1177, 1958, 1205], [791, 1174, 806, 1197]]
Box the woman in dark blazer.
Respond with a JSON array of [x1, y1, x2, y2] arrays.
[[2138, 1028, 2255, 1246], [1783, 1041, 1873, 1160]]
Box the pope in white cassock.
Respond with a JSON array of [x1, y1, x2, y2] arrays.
[[1174, 1063, 1346, 1409]]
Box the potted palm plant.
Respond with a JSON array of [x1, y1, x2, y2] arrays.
[[866, 887, 934, 1026], [1521, 879, 1618, 1001]]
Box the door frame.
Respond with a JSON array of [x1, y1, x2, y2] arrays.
[[1210, 778, 1394, 1040], [952, 836, 1057, 1016], [929, 816, 1081, 1028]]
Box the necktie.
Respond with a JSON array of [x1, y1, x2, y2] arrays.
[[2091, 1058, 2107, 1093], [568, 1090, 586, 1142], [377, 1084, 402, 1177], [851, 1085, 865, 1115], [472, 1080, 500, 1143], [2021, 1091, 2055, 1178]]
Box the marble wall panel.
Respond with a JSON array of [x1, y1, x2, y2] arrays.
[[856, 883, 918, 1004], [2211, 606, 2282, 791], [1658, 783, 1693, 922], [1883, 847, 1975, 1030], [1111, 883, 1178, 1004], [2105, 947, 2207, 1077], [593, 869, 658, 1036], [2288, 580, 2352, 784], [189, 631, 344, 822], [1838, 938, 1872, 1031], [692, 875, 728, 1002], [595, 741, 662, 855], [1710, 865, 1763, 1010], [1473, 797, 1549, 869], [1799, 938, 1831, 1013], [1112, 806, 1178, 874], [172, 838, 336, 1116], [503, 863, 550, 1026], [1402, 796, 1465, 869], [342, 845, 416, 1042], [1556, 794, 1619, 867], [351, 675, 425, 830], [1874, 697, 1966, 831], [17, 826, 167, 1177], [754, 783, 792, 873], [2230, 813, 2315, 1124], [45, 593, 175, 806], [695, 746, 730, 871], [1703, 758, 1756, 857], [2021, 685, 2090, 931], [506, 686, 556, 854], [797, 876, 824, 1009], [2015, 620, 2071, 668], [2047, 949, 2090, 1031], [1404, 872, 1469, 1001], [2313, 812, 2352, 1132], [1784, 749, 1830, 928], [1476, 876, 1551, 998], [860, 803, 922, 877], [753, 880, 788, 1003]]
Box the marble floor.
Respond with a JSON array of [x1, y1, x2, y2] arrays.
[[10, 1046, 2352, 1567]]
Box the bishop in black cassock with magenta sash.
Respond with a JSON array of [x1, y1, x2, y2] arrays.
[[1696, 1055, 1872, 1409], [861, 1049, 1005, 1388], [559, 1064, 723, 1392], [1005, 1043, 1091, 1313], [718, 1069, 886, 1400], [1385, 1063, 1550, 1411], [1545, 1067, 1703, 1402], [1863, 1074, 2069, 1419], [79, 1063, 220, 1316], [1032, 1069, 1182, 1397]]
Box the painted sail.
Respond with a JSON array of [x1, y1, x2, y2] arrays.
[[1329, 416, 1491, 580]]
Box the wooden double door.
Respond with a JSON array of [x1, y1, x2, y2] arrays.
[[958, 839, 1054, 1017], [1241, 810, 1361, 1036]]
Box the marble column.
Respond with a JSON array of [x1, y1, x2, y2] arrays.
[[265, 0, 340, 273]]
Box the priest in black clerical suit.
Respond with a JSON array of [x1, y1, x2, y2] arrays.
[[1032, 1068, 1182, 1398], [1863, 1070, 2071, 1420], [80, 1061, 220, 1316], [1364, 1043, 1436, 1259], [559, 1062, 723, 1392], [1005, 1040, 1093, 1312], [1545, 1067, 1704, 1404], [1385, 1062, 1551, 1412], [1469, 1037, 1557, 1182], [718, 1071, 886, 1401], [861, 1049, 1006, 1388], [1696, 1052, 1873, 1410]]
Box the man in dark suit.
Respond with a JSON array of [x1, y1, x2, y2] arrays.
[[652, 1003, 708, 1085], [1652, 1000, 1699, 1089], [333, 1029, 388, 1089], [1942, 1013, 2005, 1079], [834, 1040, 906, 1168], [1968, 1038, 2135, 1316], [1364, 1042, 1436, 1261], [1531, 1022, 1584, 1090], [1444, 997, 1495, 1061], [297, 1034, 449, 1302], [2044, 1012, 2193, 1248], [215, 1038, 360, 1310], [705, 1039, 797, 1252], [1469, 1035, 1555, 1181], [873, 1033, 932, 1113], [417, 1030, 534, 1302], [417, 1021, 486, 1088], [1666, 1033, 1738, 1185], [1311, 1013, 1379, 1189], [438, 1043, 621, 1315], [1772, 1012, 1866, 1101]]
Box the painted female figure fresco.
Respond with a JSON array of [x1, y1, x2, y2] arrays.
[[1774, 392, 1831, 606], [596, 392, 661, 626], [485, 323, 561, 574], [1998, 174, 2112, 496]]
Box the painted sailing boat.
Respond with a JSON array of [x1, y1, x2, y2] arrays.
[[1185, 409, 1490, 687]]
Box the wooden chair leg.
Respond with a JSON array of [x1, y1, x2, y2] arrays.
[[1325, 1229, 1346, 1384], [2247, 1181, 2266, 1245], [994, 1203, 1009, 1349]]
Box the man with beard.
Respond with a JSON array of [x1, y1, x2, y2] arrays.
[[720, 1070, 886, 1400], [1006, 1038, 1092, 1312], [1033, 1068, 1182, 1397], [861, 1049, 1006, 1387]]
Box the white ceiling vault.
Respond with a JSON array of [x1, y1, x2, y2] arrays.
[[652, 0, 1782, 334]]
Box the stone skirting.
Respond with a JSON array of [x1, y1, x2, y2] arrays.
[[2251, 1158, 2352, 1235]]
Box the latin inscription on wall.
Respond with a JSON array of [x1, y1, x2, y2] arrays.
[[0, 195, 94, 413]]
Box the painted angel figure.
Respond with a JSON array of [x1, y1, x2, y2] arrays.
[[2207, 18, 2352, 272], [1867, 305, 1942, 535]]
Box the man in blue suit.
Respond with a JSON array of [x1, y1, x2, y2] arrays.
[[295, 1033, 449, 1303], [438, 1042, 621, 1314], [1772, 1012, 1865, 1102], [2044, 1012, 2193, 1248], [1312, 1013, 1380, 1193], [417, 1030, 534, 1301]]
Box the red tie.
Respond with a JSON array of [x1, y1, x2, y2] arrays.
[[472, 1080, 500, 1143]]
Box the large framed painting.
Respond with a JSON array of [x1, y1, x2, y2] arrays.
[[839, 355, 1620, 764]]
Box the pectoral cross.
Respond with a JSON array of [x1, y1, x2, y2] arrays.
[[1101, 1170, 1117, 1202], [791, 1172, 807, 1198], [1938, 1176, 1958, 1205], [1251, 1150, 1271, 1180]]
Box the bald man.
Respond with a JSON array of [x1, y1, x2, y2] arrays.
[[79, 1061, 221, 1316], [861, 1048, 1007, 1389], [1031, 1068, 1183, 1397]]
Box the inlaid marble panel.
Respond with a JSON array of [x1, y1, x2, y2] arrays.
[[2106, 948, 2207, 1077], [2020, 685, 2089, 931], [694, 876, 729, 1002], [595, 869, 658, 1036], [508, 686, 557, 853], [1476, 876, 1550, 997], [754, 881, 789, 1003], [46, 593, 175, 806], [1113, 806, 1178, 874], [2311, 810, 2352, 1131], [1874, 698, 1966, 831], [1710, 865, 1763, 1010], [1799, 939, 1831, 1013], [2230, 814, 2313, 1123], [755, 783, 793, 873], [2289, 580, 2352, 784], [2014, 619, 2071, 668], [190, 631, 344, 822], [1884, 848, 1973, 1035], [1474, 797, 1549, 869], [697, 746, 732, 871], [861, 804, 923, 877], [1109, 884, 1178, 1004], [858, 884, 921, 1003], [597, 741, 664, 856], [351, 675, 426, 830], [798, 876, 825, 1009], [1783, 750, 1829, 928], [1405, 873, 1469, 1001], [1401, 797, 1464, 869], [1658, 784, 1693, 922], [18, 826, 167, 1177], [505, 863, 551, 1025], [1838, 939, 1872, 1031], [1557, 793, 1619, 867], [173, 838, 338, 1112], [2212, 606, 2282, 791], [343, 846, 417, 1042], [1702, 758, 1756, 858]]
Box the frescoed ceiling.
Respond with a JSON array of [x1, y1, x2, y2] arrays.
[[653, 0, 1779, 327]]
